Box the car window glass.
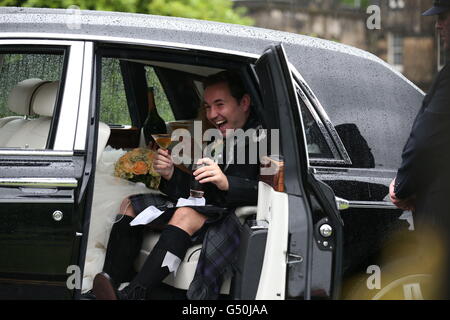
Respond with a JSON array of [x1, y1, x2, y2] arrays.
[[99, 57, 132, 126], [0, 51, 64, 150], [319, 95, 398, 170], [298, 95, 334, 159], [145, 66, 174, 122]]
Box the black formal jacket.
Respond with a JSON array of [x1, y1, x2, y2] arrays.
[[395, 63, 450, 228], [159, 114, 262, 211]]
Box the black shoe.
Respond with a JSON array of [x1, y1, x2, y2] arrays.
[[93, 271, 147, 300], [80, 290, 96, 300], [92, 272, 119, 300], [117, 282, 147, 300]]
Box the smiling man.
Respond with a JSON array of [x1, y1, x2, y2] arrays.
[[389, 0, 450, 299], [203, 73, 251, 137]]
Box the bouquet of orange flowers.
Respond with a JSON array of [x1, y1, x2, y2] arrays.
[[114, 148, 161, 190]]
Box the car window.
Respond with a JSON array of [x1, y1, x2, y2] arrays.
[[295, 80, 377, 168], [99, 59, 175, 127], [299, 100, 334, 159], [145, 66, 174, 122], [318, 89, 405, 170], [99, 57, 132, 126], [0, 49, 64, 149]]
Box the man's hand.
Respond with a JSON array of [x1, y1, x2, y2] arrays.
[[389, 178, 415, 211], [153, 148, 174, 181], [194, 158, 229, 191]]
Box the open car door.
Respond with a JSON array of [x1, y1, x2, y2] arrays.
[[253, 44, 344, 299]]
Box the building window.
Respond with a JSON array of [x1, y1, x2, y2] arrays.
[[388, 33, 404, 72], [389, 0, 405, 10], [438, 34, 447, 71]]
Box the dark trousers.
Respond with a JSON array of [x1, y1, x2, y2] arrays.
[[102, 214, 143, 286]]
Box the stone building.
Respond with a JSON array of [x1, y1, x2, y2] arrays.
[[234, 0, 446, 90]]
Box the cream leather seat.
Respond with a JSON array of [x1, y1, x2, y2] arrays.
[[97, 122, 111, 165], [134, 206, 257, 294], [2, 80, 110, 163], [0, 78, 45, 146], [4, 81, 58, 149]]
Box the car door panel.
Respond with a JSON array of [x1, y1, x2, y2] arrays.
[[0, 154, 83, 299], [0, 40, 92, 299], [255, 182, 289, 299], [254, 44, 343, 299], [313, 167, 408, 278]]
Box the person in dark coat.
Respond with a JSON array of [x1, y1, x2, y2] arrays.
[[389, 0, 450, 299], [92, 71, 263, 300]]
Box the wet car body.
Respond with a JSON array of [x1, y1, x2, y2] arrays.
[[0, 7, 423, 299]]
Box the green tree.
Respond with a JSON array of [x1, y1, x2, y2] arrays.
[[147, 0, 252, 25], [0, 0, 27, 5], [0, 0, 253, 25], [340, 0, 370, 9]]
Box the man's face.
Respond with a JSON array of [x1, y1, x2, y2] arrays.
[[204, 82, 250, 137], [436, 10, 450, 50]]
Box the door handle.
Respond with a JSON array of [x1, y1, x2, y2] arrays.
[[335, 196, 350, 211]]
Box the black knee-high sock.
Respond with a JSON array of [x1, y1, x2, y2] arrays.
[[129, 224, 192, 290], [102, 214, 143, 286]]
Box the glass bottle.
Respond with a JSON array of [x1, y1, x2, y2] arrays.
[[143, 87, 167, 147]]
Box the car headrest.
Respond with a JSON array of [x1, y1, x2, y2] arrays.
[[6, 78, 45, 116], [32, 81, 59, 117]]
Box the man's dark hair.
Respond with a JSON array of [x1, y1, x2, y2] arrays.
[[203, 70, 247, 102]]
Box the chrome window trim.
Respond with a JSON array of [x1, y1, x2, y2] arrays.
[[285, 61, 311, 169], [292, 69, 352, 165], [310, 158, 348, 166], [0, 199, 73, 204], [290, 67, 351, 165], [0, 39, 83, 152], [0, 150, 73, 157], [0, 177, 78, 188], [0, 39, 81, 46], [0, 33, 260, 60], [294, 82, 341, 161], [74, 41, 94, 151], [53, 42, 84, 150]]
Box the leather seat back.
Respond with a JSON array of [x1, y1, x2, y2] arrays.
[[0, 78, 45, 146], [4, 81, 58, 149], [1, 79, 110, 163]]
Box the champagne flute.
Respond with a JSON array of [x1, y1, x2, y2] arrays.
[[151, 133, 172, 150], [167, 120, 192, 133], [152, 133, 192, 175]]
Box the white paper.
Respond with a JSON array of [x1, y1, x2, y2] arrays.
[[129, 205, 164, 226], [176, 196, 206, 207], [161, 251, 182, 276]]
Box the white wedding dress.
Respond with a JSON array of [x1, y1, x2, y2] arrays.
[[82, 146, 160, 292]]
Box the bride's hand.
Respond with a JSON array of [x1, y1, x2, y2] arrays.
[[193, 158, 229, 191]]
